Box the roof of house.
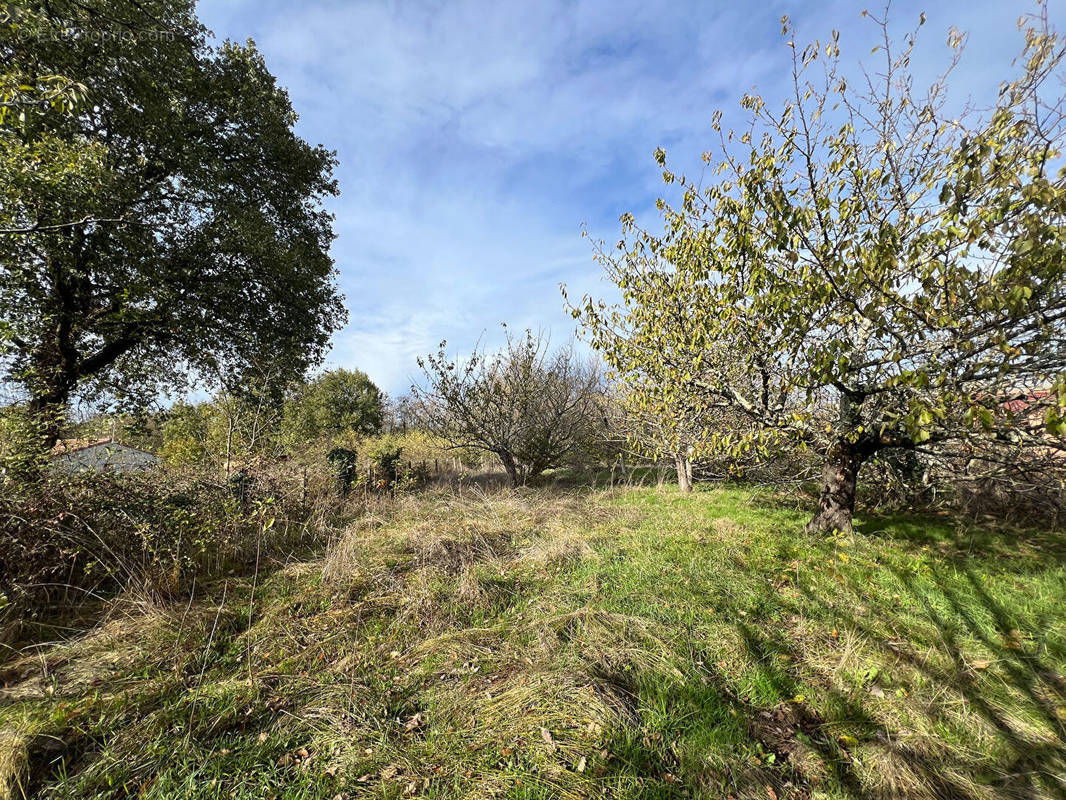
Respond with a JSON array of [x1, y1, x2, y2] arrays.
[[50, 439, 157, 458], [1002, 388, 1054, 415]]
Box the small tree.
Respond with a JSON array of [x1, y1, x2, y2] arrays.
[[159, 401, 214, 468], [572, 8, 1066, 533], [159, 360, 290, 474], [413, 330, 603, 486], [326, 447, 358, 496], [282, 369, 385, 447], [571, 261, 760, 493], [615, 379, 712, 493], [365, 436, 405, 492]]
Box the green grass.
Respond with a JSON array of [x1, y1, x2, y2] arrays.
[[2, 485, 1065, 799]]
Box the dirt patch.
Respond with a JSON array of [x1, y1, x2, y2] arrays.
[[744, 702, 882, 798], [749, 704, 822, 761]]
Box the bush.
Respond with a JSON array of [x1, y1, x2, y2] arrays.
[[0, 405, 50, 484], [365, 437, 403, 487], [936, 445, 1066, 527], [326, 447, 358, 496], [0, 467, 330, 633]]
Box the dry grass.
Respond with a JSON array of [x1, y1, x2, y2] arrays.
[[2, 484, 1065, 799]]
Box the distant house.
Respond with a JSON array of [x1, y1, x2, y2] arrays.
[[50, 439, 160, 474], [1001, 388, 1054, 420]]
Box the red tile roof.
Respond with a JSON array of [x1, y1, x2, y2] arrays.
[[50, 438, 113, 456]]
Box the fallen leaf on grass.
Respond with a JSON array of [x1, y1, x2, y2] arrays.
[[540, 727, 555, 751], [404, 712, 424, 732], [1003, 630, 1025, 650]]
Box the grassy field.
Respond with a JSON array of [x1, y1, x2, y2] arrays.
[[2, 484, 1065, 799]]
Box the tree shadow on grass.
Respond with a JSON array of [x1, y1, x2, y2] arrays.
[[854, 512, 1066, 574], [712, 625, 875, 798], [687, 614, 1006, 799], [749, 486, 1066, 572], [773, 557, 1066, 799]]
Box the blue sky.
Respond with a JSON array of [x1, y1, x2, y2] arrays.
[[196, 0, 1060, 397]]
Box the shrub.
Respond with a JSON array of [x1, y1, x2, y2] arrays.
[[0, 405, 50, 484], [326, 447, 358, 496], [0, 467, 328, 633]]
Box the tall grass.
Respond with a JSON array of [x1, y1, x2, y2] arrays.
[[2, 484, 1064, 799], [0, 462, 354, 645]]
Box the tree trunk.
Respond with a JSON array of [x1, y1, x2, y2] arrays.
[[27, 390, 69, 451], [807, 440, 864, 534], [675, 453, 693, 493], [498, 451, 521, 487]]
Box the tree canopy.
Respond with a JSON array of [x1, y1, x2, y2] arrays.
[[282, 368, 386, 446], [571, 8, 1066, 532], [413, 330, 603, 486], [0, 0, 345, 445]]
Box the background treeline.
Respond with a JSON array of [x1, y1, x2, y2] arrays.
[[4, 309, 1066, 637]]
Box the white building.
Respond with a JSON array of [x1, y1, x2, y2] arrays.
[[51, 439, 160, 474]]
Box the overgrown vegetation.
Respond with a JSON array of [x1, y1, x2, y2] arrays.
[[0, 464, 345, 640], [3, 485, 1064, 799]]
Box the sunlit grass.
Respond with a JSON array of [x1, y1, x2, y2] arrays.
[[2, 485, 1065, 799]]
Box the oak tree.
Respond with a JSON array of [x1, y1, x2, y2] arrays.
[[1, 0, 345, 446]]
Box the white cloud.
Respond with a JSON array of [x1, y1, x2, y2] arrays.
[[194, 0, 1061, 394]]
